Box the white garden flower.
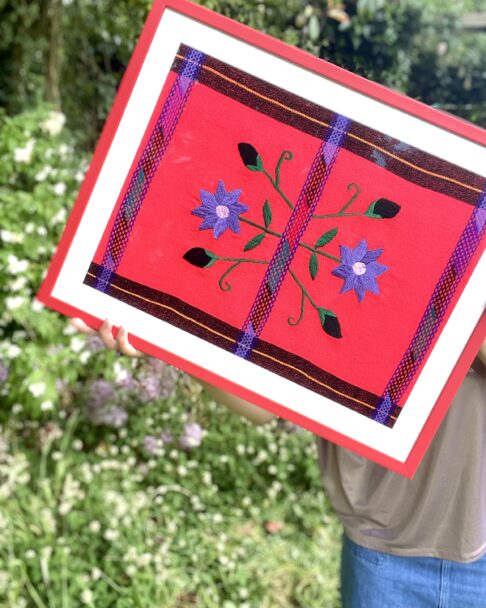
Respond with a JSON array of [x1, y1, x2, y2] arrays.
[[34, 166, 53, 182], [58, 143, 70, 157], [40, 400, 54, 411], [40, 111, 66, 136], [75, 169, 85, 182], [7, 254, 29, 274], [70, 336, 85, 353], [11, 276, 27, 291], [32, 299, 44, 312], [5, 296, 25, 311], [14, 139, 35, 163], [89, 520, 101, 533], [52, 181, 67, 196], [25, 222, 35, 234], [29, 382, 46, 397], [37, 226, 47, 236], [80, 589, 93, 605], [103, 528, 119, 541], [113, 361, 129, 383], [79, 351, 91, 364], [52, 208, 67, 224], [0, 230, 23, 244], [91, 567, 102, 581]]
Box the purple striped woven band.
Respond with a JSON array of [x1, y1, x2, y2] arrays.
[[233, 113, 351, 359]]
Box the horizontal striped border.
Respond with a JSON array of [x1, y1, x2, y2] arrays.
[[172, 44, 484, 206], [84, 262, 401, 427]]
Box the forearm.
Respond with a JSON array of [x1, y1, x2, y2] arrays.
[[198, 379, 276, 426], [478, 340, 486, 368]]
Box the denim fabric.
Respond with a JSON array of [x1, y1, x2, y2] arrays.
[[341, 533, 486, 608]]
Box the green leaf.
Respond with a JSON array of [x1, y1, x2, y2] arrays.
[[309, 252, 318, 279], [315, 228, 338, 248], [263, 199, 272, 228], [244, 233, 265, 252], [364, 201, 381, 218], [247, 154, 264, 172]]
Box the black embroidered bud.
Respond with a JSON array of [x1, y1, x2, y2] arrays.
[[365, 198, 401, 219], [183, 248, 216, 268], [318, 309, 342, 339], [238, 143, 262, 171]]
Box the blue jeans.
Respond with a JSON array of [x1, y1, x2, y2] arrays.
[[341, 533, 486, 608]]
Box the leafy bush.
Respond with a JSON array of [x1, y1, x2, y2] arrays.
[[0, 106, 341, 606]]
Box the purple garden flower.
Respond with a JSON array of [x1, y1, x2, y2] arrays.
[[192, 180, 248, 239], [86, 335, 105, 352], [97, 405, 128, 429], [143, 435, 159, 456], [0, 361, 9, 384], [160, 430, 173, 445], [88, 379, 115, 409], [331, 239, 388, 302], [179, 422, 203, 450]]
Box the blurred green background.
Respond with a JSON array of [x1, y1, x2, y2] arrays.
[[0, 1, 484, 606]]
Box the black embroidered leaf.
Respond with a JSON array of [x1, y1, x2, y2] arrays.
[[318, 308, 342, 339], [244, 233, 265, 252], [315, 228, 338, 249], [309, 252, 318, 280], [183, 247, 216, 268], [263, 199, 272, 228], [365, 199, 401, 219], [238, 143, 262, 171]]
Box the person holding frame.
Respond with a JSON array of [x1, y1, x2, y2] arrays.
[[72, 317, 486, 608]]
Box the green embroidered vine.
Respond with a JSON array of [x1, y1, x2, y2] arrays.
[[186, 141, 402, 340]]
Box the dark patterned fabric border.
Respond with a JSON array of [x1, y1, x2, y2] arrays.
[[84, 262, 400, 427], [173, 44, 484, 206]]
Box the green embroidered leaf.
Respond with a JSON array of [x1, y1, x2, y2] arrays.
[[318, 308, 342, 339], [247, 154, 264, 172], [309, 252, 318, 280], [268, 239, 290, 292], [315, 228, 338, 249], [244, 233, 265, 252], [263, 200, 272, 228]]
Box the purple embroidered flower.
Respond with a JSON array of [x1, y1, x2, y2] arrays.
[[192, 180, 248, 239], [331, 239, 388, 302]]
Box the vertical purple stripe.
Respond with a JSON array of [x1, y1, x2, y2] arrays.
[[234, 114, 351, 359], [376, 181, 486, 422], [95, 48, 205, 291]]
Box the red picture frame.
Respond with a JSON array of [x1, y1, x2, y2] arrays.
[[38, 0, 486, 477]]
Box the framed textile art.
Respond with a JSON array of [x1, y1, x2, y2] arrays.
[[37, 0, 486, 478]]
